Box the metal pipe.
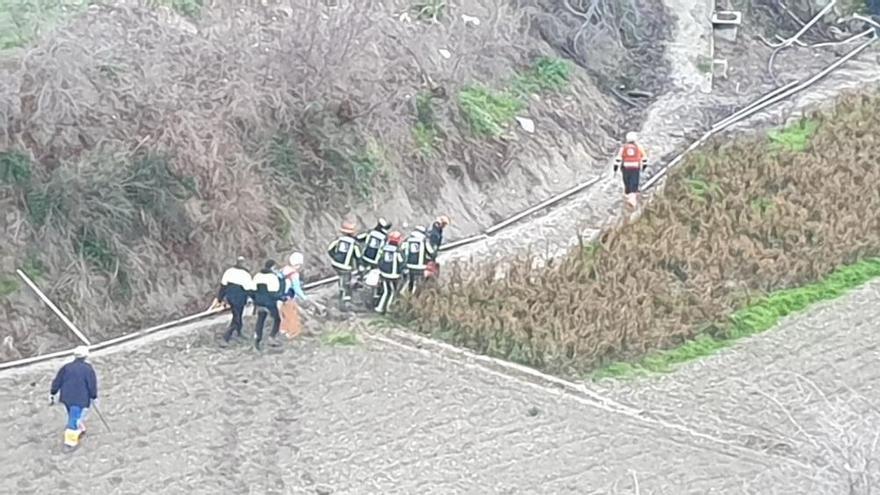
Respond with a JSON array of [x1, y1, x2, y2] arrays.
[[484, 177, 602, 235], [16, 269, 91, 346], [2, 34, 876, 372], [645, 34, 876, 192]]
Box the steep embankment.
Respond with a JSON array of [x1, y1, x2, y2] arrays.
[[0, 0, 671, 360]]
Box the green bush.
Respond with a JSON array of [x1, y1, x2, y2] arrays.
[[512, 57, 572, 96], [768, 118, 819, 152], [0, 150, 32, 186], [458, 86, 522, 137]]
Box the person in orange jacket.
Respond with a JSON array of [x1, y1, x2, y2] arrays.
[[614, 131, 648, 209]]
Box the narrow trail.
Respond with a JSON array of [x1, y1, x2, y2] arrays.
[[2, 3, 880, 493]]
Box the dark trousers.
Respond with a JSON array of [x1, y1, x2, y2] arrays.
[[222, 300, 246, 342], [253, 303, 280, 346], [406, 269, 424, 294], [622, 168, 641, 194]]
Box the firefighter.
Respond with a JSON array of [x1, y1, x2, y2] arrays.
[[404, 225, 435, 295], [327, 220, 363, 306], [614, 131, 648, 209], [426, 215, 450, 259], [357, 218, 392, 270], [375, 231, 405, 314], [252, 259, 283, 350], [213, 256, 255, 345]]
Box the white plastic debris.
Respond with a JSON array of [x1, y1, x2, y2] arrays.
[[462, 14, 481, 26], [516, 117, 535, 133], [438, 49, 451, 59]]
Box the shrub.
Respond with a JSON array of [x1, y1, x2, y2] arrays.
[[398, 91, 880, 376], [458, 86, 522, 137]]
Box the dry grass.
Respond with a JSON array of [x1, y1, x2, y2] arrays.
[[0, 0, 669, 361], [397, 90, 880, 376]]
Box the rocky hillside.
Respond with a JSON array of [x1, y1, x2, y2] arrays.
[[0, 0, 670, 359]]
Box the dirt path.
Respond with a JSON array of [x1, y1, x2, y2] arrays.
[[3, 278, 878, 493], [0, 322, 845, 495]]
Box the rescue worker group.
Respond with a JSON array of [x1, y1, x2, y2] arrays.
[[210, 215, 451, 350], [208, 131, 647, 351]]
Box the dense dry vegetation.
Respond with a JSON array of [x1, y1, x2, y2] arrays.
[[0, 0, 670, 360], [398, 90, 880, 376]]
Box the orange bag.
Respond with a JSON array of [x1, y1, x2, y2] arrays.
[[280, 299, 301, 338]]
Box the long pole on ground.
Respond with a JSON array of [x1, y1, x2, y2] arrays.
[[92, 403, 112, 432], [16, 269, 91, 346]]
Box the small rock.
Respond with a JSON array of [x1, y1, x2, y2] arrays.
[[438, 49, 451, 59], [462, 14, 481, 26], [316, 486, 333, 495], [527, 406, 540, 417], [516, 116, 535, 133]]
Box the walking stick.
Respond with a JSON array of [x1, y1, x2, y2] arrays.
[[92, 403, 112, 433]]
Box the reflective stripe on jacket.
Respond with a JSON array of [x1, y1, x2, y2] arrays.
[[378, 245, 405, 279], [327, 235, 361, 271], [361, 229, 387, 265], [405, 232, 434, 270]]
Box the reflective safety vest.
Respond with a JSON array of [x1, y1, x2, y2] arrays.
[[361, 229, 387, 265], [405, 232, 433, 270], [619, 143, 647, 170], [253, 270, 282, 306], [328, 235, 360, 271], [378, 245, 404, 279]]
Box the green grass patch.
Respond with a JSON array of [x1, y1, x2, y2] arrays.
[[458, 57, 570, 138], [0, 150, 32, 186], [512, 57, 571, 96], [21, 254, 45, 281], [349, 139, 389, 200], [592, 258, 880, 380], [0, 0, 89, 50], [0, 274, 19, 297], [413, 92, 442, 156], [458, 86, 522, 137], [411, 0, 446, 22], [768, 118, 819, 152], [268, 133, 301, 179], [321, 330, 360, 346]]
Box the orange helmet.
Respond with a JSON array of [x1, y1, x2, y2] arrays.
[[340, 220, 356, 235], [436, 215, 450, 227], [387, 231, 403, 245]]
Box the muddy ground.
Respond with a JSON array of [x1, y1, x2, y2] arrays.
[[1, 279, 878, 494]]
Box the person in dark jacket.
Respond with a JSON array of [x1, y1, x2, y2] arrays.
[[357, 218, 392, 270], [404, 226, 435, 295], [427, 215, 449, 260], [50, 346, 98, 435], [375, 231, 405, 314], [327, 221, 363, 306], [252, 259, 283, 350], [213, 256, 255, 345]]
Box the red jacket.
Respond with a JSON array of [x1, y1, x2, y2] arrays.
[[616, 143, 648, 170]]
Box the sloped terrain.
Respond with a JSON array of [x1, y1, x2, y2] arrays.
[[0, 0, 671, 360], [1, 279, 878, 493], [399, 87, 880, 376]]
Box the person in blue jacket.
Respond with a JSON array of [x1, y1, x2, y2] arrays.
[[50, 345, 98, 435]]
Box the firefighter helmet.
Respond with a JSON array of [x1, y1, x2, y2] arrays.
[[340, 220, 356, 235], [388, 231, 403, 245], [625, 131, 638, 143], [436, 215, 450, 227], [377, 217, 391, 230]]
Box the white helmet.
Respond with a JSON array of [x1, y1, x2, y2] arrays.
[[415, 225, 426, 233], [625, 131, 638, 143], [288, 252, 304, 266], [73, 345, 90, 359]]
